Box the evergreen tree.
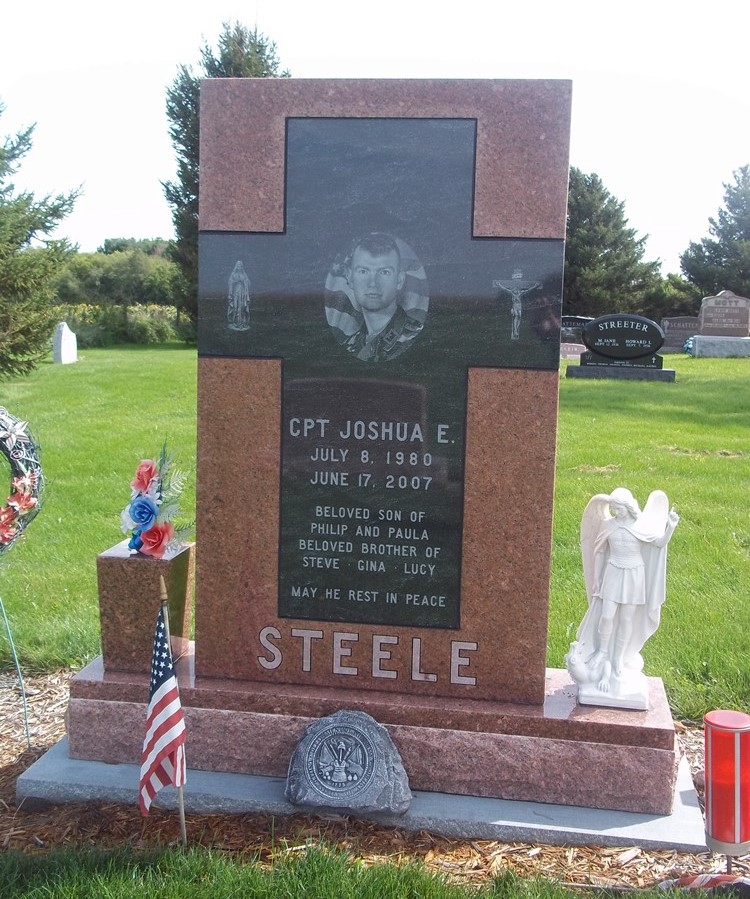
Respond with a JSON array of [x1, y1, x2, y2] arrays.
[[0, 106, 77, 378], [636, 273, 702, 324], [680, 165, 750, 298], [564, 167, 661, 317], [163, 23, 289, 320]]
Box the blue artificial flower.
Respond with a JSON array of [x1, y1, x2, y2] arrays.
[[128, 529, 143, 551], [128, 496, 158, 531]]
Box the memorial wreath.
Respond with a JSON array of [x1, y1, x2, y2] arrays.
[[0, 408, 44, 554]]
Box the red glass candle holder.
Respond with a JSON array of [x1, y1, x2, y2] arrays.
[[704, 710, 750, 855]]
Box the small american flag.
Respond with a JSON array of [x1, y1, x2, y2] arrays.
[[138, 605, 186, 815]]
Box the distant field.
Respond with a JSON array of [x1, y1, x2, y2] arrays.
[[1, 348, 748, 718]]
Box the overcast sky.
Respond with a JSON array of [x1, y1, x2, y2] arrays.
[[3, 0, 748, 274]]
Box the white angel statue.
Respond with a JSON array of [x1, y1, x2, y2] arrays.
[[565, 488, 679, 710]]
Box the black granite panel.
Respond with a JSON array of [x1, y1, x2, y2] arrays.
[[198, 118, 564, 629]]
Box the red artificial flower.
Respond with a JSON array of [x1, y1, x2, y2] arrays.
[[12, 473, 36, 494], [138, 522, 174, 559], [0, 519, 17, 544], [131, 460, 158, 494], [8, 491, 37, 514], [0, 505, 15, 525]]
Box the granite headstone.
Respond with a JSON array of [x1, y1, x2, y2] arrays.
[[567, 313, 675, 381], [61, 80, 680, 818], [195, 81, 569, 705], [698, 290, 750, 337], [53, 321, 77, 364], [661, 316, 700, 350]]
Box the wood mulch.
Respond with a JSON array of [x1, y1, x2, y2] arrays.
[[0, 671, 743, 888]]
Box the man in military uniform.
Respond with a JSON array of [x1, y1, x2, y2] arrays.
[[342, 233, 423, 362]]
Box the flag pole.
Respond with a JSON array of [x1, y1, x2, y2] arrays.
[[159, 575, 187, 848]]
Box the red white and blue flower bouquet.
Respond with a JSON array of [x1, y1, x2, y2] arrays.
[[121, 445, 191, 560]]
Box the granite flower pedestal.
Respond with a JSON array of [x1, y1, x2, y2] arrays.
[[96, 540, 195, 674]]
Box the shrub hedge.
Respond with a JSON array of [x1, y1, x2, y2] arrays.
[[53, 304, 195, 346]]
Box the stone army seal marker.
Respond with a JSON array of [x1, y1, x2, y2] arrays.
[[286, 709, 411, 815], [306, 721, 375, 800]]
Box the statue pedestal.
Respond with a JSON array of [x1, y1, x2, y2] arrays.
[[576, 670, 649, 711]]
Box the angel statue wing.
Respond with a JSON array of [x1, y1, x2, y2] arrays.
[[629, 489, 673, 650], [638, 490, 669, 537], [580, 493, 613, 604]]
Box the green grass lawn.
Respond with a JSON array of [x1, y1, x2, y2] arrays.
[[0, 346, 197, 670], [0, 845, 671, 899], [551, 356, 750, 718], [1, 347, 748, 718]]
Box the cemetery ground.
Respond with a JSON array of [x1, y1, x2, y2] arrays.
[[0, 346, 748, 894]]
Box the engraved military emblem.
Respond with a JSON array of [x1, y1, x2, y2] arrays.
[[305, 722, 376, 800], [286, 709, 412, 814]]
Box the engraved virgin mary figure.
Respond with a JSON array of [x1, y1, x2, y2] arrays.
[[227, 261, 251, 331]]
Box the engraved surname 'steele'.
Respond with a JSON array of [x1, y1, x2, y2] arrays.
[[257, 625, 478, 685]]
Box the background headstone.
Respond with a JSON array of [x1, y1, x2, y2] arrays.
[[692, 336, 750, 357], [698, 290, 750, 337], [661, 316, 700, 350], [568, 313, 675, 381], [52, 321, 77, 364]]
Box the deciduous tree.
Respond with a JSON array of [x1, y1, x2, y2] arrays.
[[0, 105, 77, 378], [98, 237, 169, 256], [680, 165, 750, 299], [163, 23, 289, 320], [636, 273, 702, 324], [55, 247, 182, 308]]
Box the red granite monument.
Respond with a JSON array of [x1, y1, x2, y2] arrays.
[[66, 79, 678, 815]]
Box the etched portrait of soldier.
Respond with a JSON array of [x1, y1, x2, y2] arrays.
[[324, 233, 429, 363]]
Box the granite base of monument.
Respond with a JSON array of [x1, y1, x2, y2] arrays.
[[97, 541, 195, 674], [64, 648, 679, 816], [567, 365, 676, 382], [692, 336, 750, 358]]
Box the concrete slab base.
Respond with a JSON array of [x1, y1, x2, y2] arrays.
[[693, 336, 750, 357], [17, 738, 706, 851], [566, 366, 676, 382]]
